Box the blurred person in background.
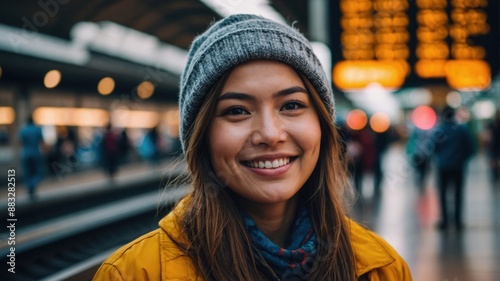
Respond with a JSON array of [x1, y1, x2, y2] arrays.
[[406, 126, 433, 194], [100, 123, 119, 180], [118, 128, 131, 165], [94, 14, 411, 280], [47, 126, 67, 176], [0, 126, 9, 144], [18, 113, 45, 201], [372, 128, 393, 198], [485, 109, 500, 185], [343, 126, 374, 198], [140, 125, 161, 167], [432, 106, 475, 230], [47, 126, 78, 176]]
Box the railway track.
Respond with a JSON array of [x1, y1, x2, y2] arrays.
[[1, 162, 188, 227], [1, 172, 189, 281]]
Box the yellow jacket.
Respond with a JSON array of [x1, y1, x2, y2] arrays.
[[93, 199, 412, 281]]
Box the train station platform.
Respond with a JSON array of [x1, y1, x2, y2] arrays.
[[1, 157, 186, 207], [2, 143, 499, 280], [351, 142, 500, 281]]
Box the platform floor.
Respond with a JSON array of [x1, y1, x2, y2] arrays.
[[1, 158, 181, 205], [351, 143, 500, 281], [4, 144, 499, 280]]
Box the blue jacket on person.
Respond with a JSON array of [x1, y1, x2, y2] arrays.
[[19, 122, 44, 159], [432, 120, 475, 171]]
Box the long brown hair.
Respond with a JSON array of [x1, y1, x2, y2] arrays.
[[176, 67, 356, 280]]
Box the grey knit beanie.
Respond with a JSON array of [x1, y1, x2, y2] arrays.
[[179, 14, 335, 153]]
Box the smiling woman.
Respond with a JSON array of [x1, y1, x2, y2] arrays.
[[93, 14, 413, 281], [208, 60, 321, 208]]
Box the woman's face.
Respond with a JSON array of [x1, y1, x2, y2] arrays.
[[207, 60, 321, 205]]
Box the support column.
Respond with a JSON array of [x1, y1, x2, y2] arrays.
[[308, 0, 329, 43]]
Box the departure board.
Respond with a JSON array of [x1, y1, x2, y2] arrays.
[[331, 0, 494, 91]]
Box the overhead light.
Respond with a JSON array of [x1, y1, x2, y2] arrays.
[[411, 105, 436, 130], [111, 109, 159, 128], [370, 112, 391, 133], [200, 0, 286, 23], [44, 70, 62, 88], [71, 21, 188, 75], [346, 109, 368, 130], [0, 107, 15, 125], [137, 81, 155, 99], [0, 24, 89, 65], [98, 77, 115, 95], [33, 107, 109, 127]]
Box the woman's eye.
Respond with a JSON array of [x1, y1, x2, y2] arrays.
[[281, 100, 305, 111], [221, 107, 249, 116]]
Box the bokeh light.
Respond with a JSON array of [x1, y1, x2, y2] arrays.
[[446, 91, 462, 108], [472, 100, 496, 119], [137, 81, 155, 99], [0, 107, 15, 125], [370, 112, 391, 133], [346, 109, 368, 130], [163, 109, 180, 137], [411, 105, 436, 130], [111, 109, 159, 128], [33, 107, 109, 127], [97, 77, 115, 95], [44, 70, 62, 88]]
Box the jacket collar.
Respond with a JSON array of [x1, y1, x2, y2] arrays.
[[158, 197, 395, 279], [159, 196, 201, 280], [347, 219, 395, 277]]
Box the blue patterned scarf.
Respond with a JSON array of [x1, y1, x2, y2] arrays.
[[242, 205, 317, 279]]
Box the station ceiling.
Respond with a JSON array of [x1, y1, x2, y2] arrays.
[[0, 0, 309, 101], [0, 0, 308, 49]]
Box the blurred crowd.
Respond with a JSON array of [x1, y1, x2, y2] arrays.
[[14, 105, 500, 206], [339, 105, 499, 231], [16, 117, 181, 200]]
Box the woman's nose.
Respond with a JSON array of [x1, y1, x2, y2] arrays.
[[251, 112, 286, 147]]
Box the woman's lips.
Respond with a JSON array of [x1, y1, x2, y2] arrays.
[[245, 157, 290, 169], [241, 157, 295, 177]]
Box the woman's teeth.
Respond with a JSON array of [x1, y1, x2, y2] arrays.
[[247, 158, 290, 169]]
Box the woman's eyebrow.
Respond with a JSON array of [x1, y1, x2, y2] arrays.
[[274, 86, 308, 97], [217, 86, 308, 101], [217, 92, 254, 101]]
